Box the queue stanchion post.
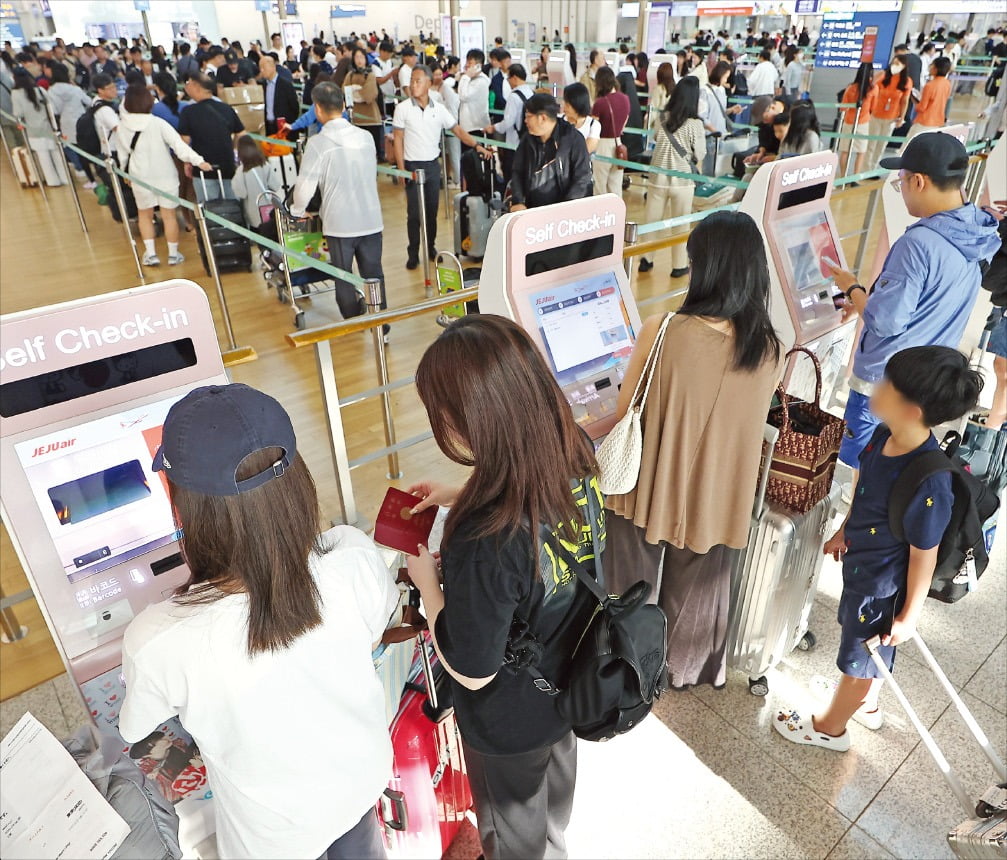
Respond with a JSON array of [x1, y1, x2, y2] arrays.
[[194, 202, 238, 351], [0, 117, 20, 184], [415, 166, 434, 298], [0, 585, 28, 644], [441, 130, 450, 222], [49, 120, 88, 235], [17, 119, 49, 204], [105, 155, 144, 283], [853, 182, 882, 274], [843, 103, 863, 177], [624, 220, 639, 282], [366, 277, 402, 480]]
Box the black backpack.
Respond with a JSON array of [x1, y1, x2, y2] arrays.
[[884, 428, 1001, 604], [504, 515, 669, 743], [76, 99, 115, 158]]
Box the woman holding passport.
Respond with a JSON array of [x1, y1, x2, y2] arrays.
[[406, 315, 603, 860]]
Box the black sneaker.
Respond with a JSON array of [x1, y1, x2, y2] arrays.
[[638, 257, 654, 272], [671, 267, 690, 279], [406, 257, 419, 270]]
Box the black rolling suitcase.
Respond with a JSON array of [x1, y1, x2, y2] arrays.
[[195, 170, 253, 276]]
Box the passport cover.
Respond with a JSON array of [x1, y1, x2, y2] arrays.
[[373, 487, 436, 556]]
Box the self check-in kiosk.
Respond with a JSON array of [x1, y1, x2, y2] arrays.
[[0, 281, 226, 854], [738, 149, 858, 407], [478, 194, 643, 440]]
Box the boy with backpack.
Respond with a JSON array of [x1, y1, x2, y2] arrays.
[[773, 346, 983, 752]]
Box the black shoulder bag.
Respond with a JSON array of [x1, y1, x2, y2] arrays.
[[504, 515, 669, 742]]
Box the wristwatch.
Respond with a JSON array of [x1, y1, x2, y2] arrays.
[[845, 283, 867, 300]]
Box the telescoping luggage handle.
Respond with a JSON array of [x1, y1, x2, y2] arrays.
[[863, 634, 1007, 818], [197, 165, 227, 199]]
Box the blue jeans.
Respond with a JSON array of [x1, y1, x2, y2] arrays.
[[839, 388, 880, 468]]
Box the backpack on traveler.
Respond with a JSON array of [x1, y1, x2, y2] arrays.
[[503, 486, 669, 742], [883, 426, 1001, 604], [75, 99, 115, 159]]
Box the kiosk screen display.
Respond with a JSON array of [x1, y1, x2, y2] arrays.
[[14, 395, 184, 583], [778, 210, 841, 293], [530, 270, 635, 378]]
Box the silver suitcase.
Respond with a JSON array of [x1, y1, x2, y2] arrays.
[[864, 635, 1007, 859], [727, 425, 839, 696]]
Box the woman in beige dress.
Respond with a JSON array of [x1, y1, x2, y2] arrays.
[[604, 211, 783, 690]]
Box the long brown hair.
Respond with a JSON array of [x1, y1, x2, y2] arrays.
[[415, 315, 597, 548], [169, 447, 329, 655]]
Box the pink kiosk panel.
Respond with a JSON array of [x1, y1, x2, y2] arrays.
[[0, 280, 226, 821], [738, 149, 857, 406], [478, 194, 642, 440]]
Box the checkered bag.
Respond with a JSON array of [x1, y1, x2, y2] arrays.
[[765, 347, 846, 514]]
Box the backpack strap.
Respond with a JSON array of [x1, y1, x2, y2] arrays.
[[887, 451, 953, 543], [514, 89, 529, 134]]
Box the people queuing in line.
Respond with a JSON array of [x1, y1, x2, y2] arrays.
[[3, 31, 1001, 288]]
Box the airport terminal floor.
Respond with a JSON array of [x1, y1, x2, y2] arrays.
[[1, 91, 1006, 857]]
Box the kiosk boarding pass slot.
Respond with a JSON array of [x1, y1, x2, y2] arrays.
[[478, 194, 642, 440], [0, 281, 226, 825], [739, 149, 857, 407]]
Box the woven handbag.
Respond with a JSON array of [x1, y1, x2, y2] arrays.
[[765, 347, 847, 514], [597, 314, 672, 495]]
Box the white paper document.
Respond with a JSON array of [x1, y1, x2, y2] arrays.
[[1, 712, 130, 860]]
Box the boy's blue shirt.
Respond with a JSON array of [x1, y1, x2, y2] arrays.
[[854, 203, 1001, 383], [843, 430, 954, 599]]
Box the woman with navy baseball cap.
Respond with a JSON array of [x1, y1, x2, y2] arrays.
[[118, 383, 399, 859]]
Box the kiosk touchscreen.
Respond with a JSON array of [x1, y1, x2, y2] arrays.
[[0, 281, 227, 849], [478, 194, 642, 439], [738, 149, 857, 407]]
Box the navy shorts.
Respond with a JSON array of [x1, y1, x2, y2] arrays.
[[839, 389, 881, 468], [836, 590, 903, 679], [989, 311, 1007, 360]]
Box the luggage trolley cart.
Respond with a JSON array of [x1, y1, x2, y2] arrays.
[[257, 191, 362, 330], [434, 251, 480, 328]]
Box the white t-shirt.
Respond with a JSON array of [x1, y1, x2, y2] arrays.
[[572, 114, 601, 142], [118, 526, 400, 860], [392, 96, 456, 161], [376, 57, 396, 97], [93, 98, 118, 154], [398, 61, 415, 92]]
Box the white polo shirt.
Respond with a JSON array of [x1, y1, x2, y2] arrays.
[[392, 96, 456, 162], [118, 526, 400, 860]]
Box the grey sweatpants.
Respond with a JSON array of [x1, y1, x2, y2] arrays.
[[463, 731, 577, 860]]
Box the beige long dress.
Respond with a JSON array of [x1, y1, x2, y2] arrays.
[[604, 312, 781, 687]]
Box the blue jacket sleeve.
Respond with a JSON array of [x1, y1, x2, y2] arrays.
[[863, 234, 930, 339], [288, 105, 316, 133]]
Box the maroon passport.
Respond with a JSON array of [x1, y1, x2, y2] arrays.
[[373, 487, 436, 556]]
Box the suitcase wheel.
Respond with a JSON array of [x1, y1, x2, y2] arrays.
[[797, 631, 817, 652], [748, 676, 769, 697]]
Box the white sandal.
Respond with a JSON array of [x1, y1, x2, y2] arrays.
[[773, 708, 851, 752]]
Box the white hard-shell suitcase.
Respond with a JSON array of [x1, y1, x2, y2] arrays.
[[453, 190, 502, 260], [864, 634, 1007, 858], [726, 424, 839, 695], [267, 153, 298, 196]]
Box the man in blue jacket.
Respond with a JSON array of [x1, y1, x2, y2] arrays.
[[827, 132, 1001, 468]]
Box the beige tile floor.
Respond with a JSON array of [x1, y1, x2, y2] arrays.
[[3, 510, 1003, 859]]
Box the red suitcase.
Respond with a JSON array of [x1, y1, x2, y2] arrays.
[[378, 633, 474, 858]]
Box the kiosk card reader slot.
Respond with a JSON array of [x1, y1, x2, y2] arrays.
[[478, 194, 643, 440]]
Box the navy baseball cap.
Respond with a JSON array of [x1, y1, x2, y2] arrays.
[[879, 132, 969, 179], [152, 384, 297, 496]]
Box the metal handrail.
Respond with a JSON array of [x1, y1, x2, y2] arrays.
[[286, 287, 479, 347]]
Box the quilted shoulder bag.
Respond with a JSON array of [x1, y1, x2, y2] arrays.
[[597, 313, 672, 495]]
